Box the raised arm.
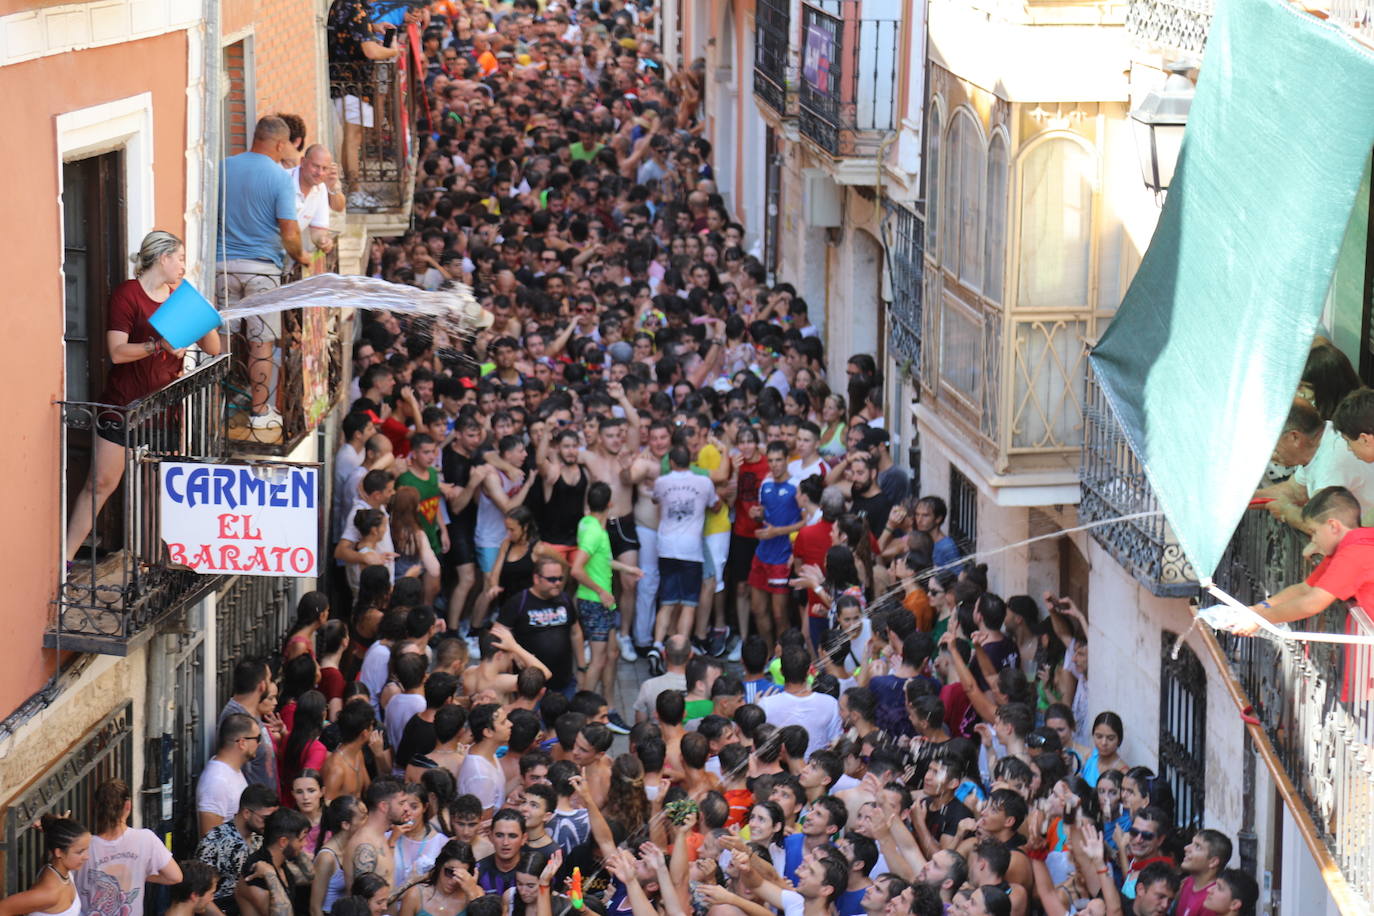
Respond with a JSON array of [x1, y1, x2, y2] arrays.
[[568, 772, 617, 858], [938, 631, 999, 722], [490, 622, 552, 678]]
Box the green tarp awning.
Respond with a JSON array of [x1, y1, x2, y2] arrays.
[[1090, 0, 1374, 582]]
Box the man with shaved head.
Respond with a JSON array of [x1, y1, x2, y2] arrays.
[[291, 144, 337, 253]]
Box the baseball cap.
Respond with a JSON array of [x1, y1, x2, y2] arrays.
[[608, 341, 634, 364]]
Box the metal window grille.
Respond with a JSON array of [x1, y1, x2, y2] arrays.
[[1160, 631, 1207, 829], [886, 202, 924, 373], [2, 703, 134, 894], [214, 576, 294, 712], [763, 129, 782, 284], [948, 465, 978, 559], [142, 633, 208, 860], [754, 0, 790, 114]]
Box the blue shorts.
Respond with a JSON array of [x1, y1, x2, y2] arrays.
[[658, 558, 703, 606], [578, 599, 619, 642], [477, 546, 500, 573]]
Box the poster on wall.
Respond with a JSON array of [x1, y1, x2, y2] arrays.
[[300, 307, 332, 429], [802, 18, 835, 94], [160, 461, 320, 576]]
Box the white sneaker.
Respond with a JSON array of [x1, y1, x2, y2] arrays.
[[465, 635, 480, 658], [726, 634, 743, 662], [248, 409, 283, 429], [618, 634, 637, 663]]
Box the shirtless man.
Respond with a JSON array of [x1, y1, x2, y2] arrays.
[[580, 394, 642, 662], [345, 777, 409, 891], [322, 701, 376, 801], [461, 622, 553, 701], [625, 419, 673, 655]]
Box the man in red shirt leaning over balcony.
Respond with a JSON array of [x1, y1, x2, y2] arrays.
[[1243, 485, 1374, 630]]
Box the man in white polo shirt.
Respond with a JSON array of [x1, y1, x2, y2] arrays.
[[291, 144, 337, 254], [1257, 396, 1374, 528]]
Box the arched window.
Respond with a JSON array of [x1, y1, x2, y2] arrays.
[[943, 110, 985, 288], [983, 133, 1008, 302], [925, 103, 941, 261], [1017, 137, 1093, 308]]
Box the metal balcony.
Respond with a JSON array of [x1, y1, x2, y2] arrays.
[[220, 250, 351, 457], [1125, 0, 1213, 54], [797, 5, 901, 157], [1077, 364, 1198, 596], [1210, 509, 1374, 909], [754, 0, 792, 116], [56, 355, 230, 654], [330, 50, 419, 214]]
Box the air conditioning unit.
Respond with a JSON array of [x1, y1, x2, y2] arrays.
[[802, 168, 843, 228]]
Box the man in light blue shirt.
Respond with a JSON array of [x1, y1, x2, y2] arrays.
[[215, 116, 308, 431]]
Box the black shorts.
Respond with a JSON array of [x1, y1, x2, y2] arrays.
[[607, 514, 640, 557], [447, 523, 477, 566], [727, 532, 758, 583]]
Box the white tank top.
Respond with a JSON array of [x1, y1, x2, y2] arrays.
[[475, 470, 514, 548], [36, 872, 81, 916]]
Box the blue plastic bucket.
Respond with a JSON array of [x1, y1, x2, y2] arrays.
[[149, 281, 222, 348]]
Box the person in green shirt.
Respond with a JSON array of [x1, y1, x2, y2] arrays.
[[682, 655, 723, 722], [569, 123, 604, 162], [396, 432, 448, 555], [571, 483, 641, 728]]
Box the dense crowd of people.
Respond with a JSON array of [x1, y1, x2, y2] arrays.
[[19, 0, 1271, 913]]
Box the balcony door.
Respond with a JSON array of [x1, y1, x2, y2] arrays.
[[62, 151, 127, 552]]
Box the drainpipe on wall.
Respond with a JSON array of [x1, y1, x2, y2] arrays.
[[199, 0, 221, 292]]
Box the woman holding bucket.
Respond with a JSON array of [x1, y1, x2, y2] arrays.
[[65, 230, 223, 562]]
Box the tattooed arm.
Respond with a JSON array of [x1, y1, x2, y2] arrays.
[[352, 842, 381, 882]]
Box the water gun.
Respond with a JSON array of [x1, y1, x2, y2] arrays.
[[570, 867, 584, 909]]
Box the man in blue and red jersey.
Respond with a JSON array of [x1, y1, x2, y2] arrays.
[[749, 440, 804, 647]]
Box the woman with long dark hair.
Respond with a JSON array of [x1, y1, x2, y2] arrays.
[[1082, 712, 1128, 788], [310, 795, 364, 916], [484, 506, 560, 609], [602, 754, 652, 844], [279, 653, 321, 722], [280, 691, 329, 803], [292, 769, 326, 849], [506, 848, 565, 916], [0, 816, 90, 916], [397, 840, 479, 916], [285, 591, 331, 660], [344, 565, 392, 681], [317, 618, 351, 719]]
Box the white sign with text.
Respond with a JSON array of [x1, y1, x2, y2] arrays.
[[160, 461, 320, 576]]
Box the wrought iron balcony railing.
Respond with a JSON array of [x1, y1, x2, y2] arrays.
[[1077, 363, 1198, 595], [754, 0, 793, 116], [797, 6, 901, 157], [329, 46, 420, 214], [1125, 0, 1213, 54], [56, 354, 230, 654], [220, 249, 350, 456], [1210, 509, 1374, 908]]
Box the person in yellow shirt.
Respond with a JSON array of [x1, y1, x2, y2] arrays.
[[675, 414, 734, 656]]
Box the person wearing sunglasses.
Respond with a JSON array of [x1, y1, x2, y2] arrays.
[[496, 556, 585, 696], [397, 839, 480, 916], [1121, 806, 1177, 901], [196, 714, 262, 837]]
